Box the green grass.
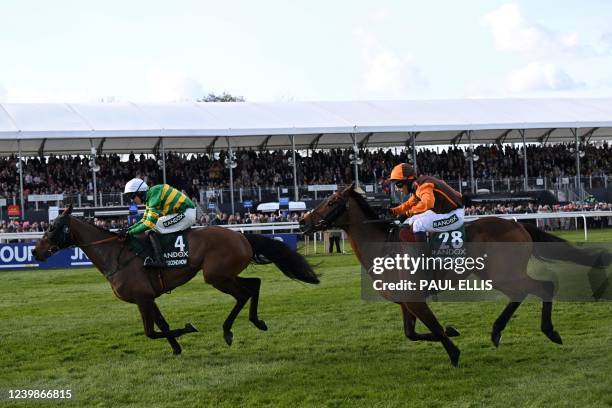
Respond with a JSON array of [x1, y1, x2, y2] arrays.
[[0, 230, 611, 407]]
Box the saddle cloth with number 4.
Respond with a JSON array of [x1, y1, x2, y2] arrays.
[[128, 231, 190, 267]]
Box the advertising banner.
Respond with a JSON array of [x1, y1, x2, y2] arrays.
[[0, 234, 299, 270]]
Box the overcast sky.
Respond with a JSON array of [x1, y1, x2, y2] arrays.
[[1, 0, 611, 103]]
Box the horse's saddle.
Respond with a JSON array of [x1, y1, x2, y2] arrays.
[[128, 231, 190, 267]]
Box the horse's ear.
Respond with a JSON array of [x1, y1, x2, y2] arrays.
[[342, 182, 356, 194], [62, 204, 73, 216], [353, 184, 366, 196]]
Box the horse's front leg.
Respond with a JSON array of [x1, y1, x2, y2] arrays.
[[405, 302, 461, 366], [400, 303, 460, 341], [137, 301, 198, 354]]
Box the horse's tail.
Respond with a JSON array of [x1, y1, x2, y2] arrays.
[[244, 234, 320, 284], [520, 222, 610, 267]]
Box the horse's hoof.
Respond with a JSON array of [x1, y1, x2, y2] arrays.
[[172, 347, 182, 355], [185, 323, 198, 333], [446, 326, 460, 337], [449, 349, 460, 367], [491, 331, 502, 348], [224, 331, 233, 346], [545, 330, 563, 344], [251, 319, 268, 331]]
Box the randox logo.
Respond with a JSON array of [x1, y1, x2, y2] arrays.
[[432, 214, 459, 229], [163, 213, 185, 227]]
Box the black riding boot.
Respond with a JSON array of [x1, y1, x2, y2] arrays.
[[144, 230, 166, 268]]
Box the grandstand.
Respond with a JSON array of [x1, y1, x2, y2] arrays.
[[0, 98, 610, 225]]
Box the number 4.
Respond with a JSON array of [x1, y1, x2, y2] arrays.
[[174, 236, 185, 252]]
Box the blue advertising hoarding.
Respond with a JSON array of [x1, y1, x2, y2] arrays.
[[0, 233, 299, 270], [0, 243, 92, 269]]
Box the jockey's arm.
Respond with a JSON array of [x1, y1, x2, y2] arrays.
[[128, 187, 164, 235], [408, 182, 435, 215], [390, 194, 418, 216], [127, 207, 160, 235]]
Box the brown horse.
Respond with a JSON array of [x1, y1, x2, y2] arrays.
[[32, 205, 318, 354], [300, 184, 606, 366]]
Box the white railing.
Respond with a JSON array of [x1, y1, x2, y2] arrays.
[[1, 212, 611, 243], [0, 222, 302, 243], [465, 211, 612, 241]]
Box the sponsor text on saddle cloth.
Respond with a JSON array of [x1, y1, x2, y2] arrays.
[[129, 231, 190, 267], [430, 226, 467, 258]]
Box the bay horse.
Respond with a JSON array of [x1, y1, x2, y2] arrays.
[[32, 205, 318, 354], [300, 184, 607, 366]]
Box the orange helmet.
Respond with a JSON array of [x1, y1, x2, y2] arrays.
[[389, 163, 416, 181]]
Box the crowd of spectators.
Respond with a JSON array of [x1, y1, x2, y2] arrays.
[[0, 142, 609, 199], [2, 202, 611, 234]]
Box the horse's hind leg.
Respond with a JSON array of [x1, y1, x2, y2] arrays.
[[522, 279, 562, 344], [239, 277, 268, 331], [491, 299, 525, 347], [137, 301, 198, 354], [541, 301, 562, 344], [405, 302, 460, 367], [400, 303, 459, 342], [209, 277, 250, 346]]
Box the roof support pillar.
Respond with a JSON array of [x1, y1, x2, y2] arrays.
[[226, 136, 235, 214], [18, 140, 25, 219], [495, 129, 512, 147], [581, 127, 598, 144], [572, 128, 582, 200], [152, 137, 162, 155], [538, 128, 555, 144], [259, 135, 272, 151], [358, 132, 374, 149], [206, 136, 219, 155], [290, 135, 299, 202], [467, 130, 475, 194], [309, 133, 324, 150], [520, 129, 528, 191], [451, 131, 465, 147], [410, 132, 418, 173], [89, 139, 98, 207], [161, 137, 166, 184], [38, 139, 46, 157], [97, 138, 106, 155], [350, 132, 359, 187]]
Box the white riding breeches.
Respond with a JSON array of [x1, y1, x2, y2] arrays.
[[404, 208, 465, 233], [154, 208, 197, 233]]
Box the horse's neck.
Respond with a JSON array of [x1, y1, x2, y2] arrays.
[[70, 218, 120, 274], [342, 196, 387, 266]]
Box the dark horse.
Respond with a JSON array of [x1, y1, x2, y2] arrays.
[[32, 205, 318, 354], [300, 184, 608, 366]]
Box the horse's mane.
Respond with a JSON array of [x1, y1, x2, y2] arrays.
[[70, 215, 115, 236], [347, 189, 380, 220]]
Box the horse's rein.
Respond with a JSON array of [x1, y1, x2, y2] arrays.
[[79, 236, 120, 248]]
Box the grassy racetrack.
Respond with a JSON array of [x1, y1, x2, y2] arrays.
[[1, 230, 611, 407]]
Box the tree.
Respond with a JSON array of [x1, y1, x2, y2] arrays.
[[198, 92, 245, 102]]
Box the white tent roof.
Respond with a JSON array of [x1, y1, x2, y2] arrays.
[[0, 98, 611, 155]]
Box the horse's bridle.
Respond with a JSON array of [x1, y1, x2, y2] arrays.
[[307, 194, 349, 230], [45, 216, 119, 257]]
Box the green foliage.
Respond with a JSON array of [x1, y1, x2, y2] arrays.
[[197, 92, 245, 102]]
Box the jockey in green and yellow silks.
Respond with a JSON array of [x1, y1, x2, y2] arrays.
[[120, 178, 196, 268]]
